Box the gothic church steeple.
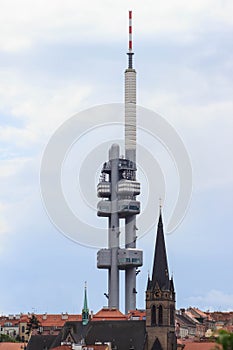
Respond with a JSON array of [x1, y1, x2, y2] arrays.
[[146, 209, 177, 350], [151, 210, 170, 291], [82, 282, 89, 326]]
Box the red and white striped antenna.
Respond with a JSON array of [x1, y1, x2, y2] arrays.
[[129, 10, 133, 52], [127, 10, 134, 69]]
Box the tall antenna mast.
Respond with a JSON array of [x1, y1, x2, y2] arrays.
[[125, 10, 136, 163], [127, 10, 134, 69]]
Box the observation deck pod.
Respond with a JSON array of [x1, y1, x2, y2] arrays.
[[117, 248, 143, 269], [118, 159, 137, 171], [118, 199, 140, 217], [97, 199, 140, 217], [97, 200, 111, 217], [97, 181, 111, 197], [101, 158, 137, 173], [117, 179, 140, 196], [97, 249, 111, 269], [97, 248, 143, 269]]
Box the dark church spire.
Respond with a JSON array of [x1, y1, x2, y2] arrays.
[[82, 282, 89, 325], [151, 208, 170, 291], [145, 207, 176, 350]]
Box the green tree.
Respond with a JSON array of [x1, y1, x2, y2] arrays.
[[215, 330, 233, 350], [26, 314, 41, 336], [0, 334, 16, 342]]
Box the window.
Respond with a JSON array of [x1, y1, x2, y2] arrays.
[[158, 305, 163, 326], [151, 305, 156, 326], [129, 205, 138, 210], [170, 305, 175, 325], [22, 326, 25, 333]]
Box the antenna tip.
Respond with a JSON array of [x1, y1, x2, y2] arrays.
[[128, 10, 133, 52], [159, 197, 163, 209]]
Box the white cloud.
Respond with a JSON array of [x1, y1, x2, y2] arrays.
[[0, 157, 30, 177], [0, 126, 37, 148], [0, 70, 92, 147], [0, 0, 232, 52], [187, 290, 233, 311]]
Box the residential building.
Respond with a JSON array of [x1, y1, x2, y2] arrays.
[[175, 311, 196, 338], [0, 315, 20, 339]]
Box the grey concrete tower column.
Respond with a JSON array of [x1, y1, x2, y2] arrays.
[[108, 144, 120, 309], [125, 64, 137, 313]]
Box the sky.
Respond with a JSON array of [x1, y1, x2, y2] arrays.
[[0, 0, 233, 315]]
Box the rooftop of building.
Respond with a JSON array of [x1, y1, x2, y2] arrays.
[[37, 314, 81, 327], [12, 313, 81, 327], [92, 307, 127, 321], [180, 340, 222, 350], [127, 309, 146, 320], [176, 313, 197, 327], [48, 319, 146, 350], [0, 320, 19, 327], [0, 344, 25, 350], [26, 334, 57, 350], [187, 307, 215, 322]]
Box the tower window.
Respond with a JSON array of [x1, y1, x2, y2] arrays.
[[158, 305, 163, 326], [151, 305, 156, 326], [170, 305, 175, 325]]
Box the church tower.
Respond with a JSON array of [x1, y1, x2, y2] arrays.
[[82, 282, 89, 326], [146, 209, 177, 350]]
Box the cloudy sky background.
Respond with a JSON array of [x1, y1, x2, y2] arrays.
[[0, 0, 233, 314]]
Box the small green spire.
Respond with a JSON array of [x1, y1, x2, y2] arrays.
[[82, 281, 89, 325]]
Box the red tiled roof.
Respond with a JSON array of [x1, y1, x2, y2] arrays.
[[185, 311, 201, 324], [0, 344, 25, 350], [19, 316, 28, 323], [127, 310, 146, 320], [182, 342, 222, 350], [37, 314, 81, 327], [0, 317, 19, 326], [93, 308, 127, 321], [18, 314, 81, 327], [209, 311, 233, 322], [192, 308, 208, 318]]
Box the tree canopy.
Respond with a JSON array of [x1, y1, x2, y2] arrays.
[[26, 314, 41, 335]]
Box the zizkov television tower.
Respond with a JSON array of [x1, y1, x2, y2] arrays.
[[97, 11, 142, 314]]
